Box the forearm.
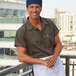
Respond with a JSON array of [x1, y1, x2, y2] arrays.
[[53, 41, 62, 59], [45, 41, 62, 68], [17, 46, 45, 65], [18, 54, 44, 65]]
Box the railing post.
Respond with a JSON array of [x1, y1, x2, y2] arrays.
[[66, 57, 69, 76], [72, 62, 74, 76], [31, 69, 34, 76], [29, 73, 31, 76]]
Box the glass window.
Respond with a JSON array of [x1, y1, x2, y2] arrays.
[[0, 48, 17, 56], [0, 30, 16, 38], [0, 31, 4, 38], [0, 8, 26, 18], [10, 31, 16, 38], [4, 31, 10, 37], [0, 30, 16, 41]]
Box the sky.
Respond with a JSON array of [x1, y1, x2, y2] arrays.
[[40, 0, 76, 18]]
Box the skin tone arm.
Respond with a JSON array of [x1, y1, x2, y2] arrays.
[[53, 35, 62, 58], [46, 35, 62, 68], [17, 46, 47, 66]]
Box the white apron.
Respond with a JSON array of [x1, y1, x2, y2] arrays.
[[33, 56, 66, 76]]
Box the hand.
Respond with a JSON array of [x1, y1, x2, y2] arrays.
[[45, 56, 57, 68], [41, 60, 48, 67]]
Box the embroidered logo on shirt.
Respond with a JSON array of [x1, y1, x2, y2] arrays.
[[47, 34, 49, 37]]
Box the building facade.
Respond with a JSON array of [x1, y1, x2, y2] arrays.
[[55, 9, 74, 38], [0, 0, 27, 66]]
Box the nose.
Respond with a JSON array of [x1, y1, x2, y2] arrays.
[[33, 7, 37, 12]]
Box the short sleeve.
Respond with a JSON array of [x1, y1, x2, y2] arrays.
[[14, 26, 27, 48], [48, 19, 59, 37], [52, 22, 59, 36]]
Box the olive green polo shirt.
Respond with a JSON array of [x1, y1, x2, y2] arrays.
[[15, 17, 59, 58]]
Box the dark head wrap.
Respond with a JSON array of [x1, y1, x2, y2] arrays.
[[26, 0, 42, 8]]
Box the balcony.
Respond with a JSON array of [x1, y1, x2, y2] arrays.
[[0, 17, 23, 24], [0, 55, 76, 76], [0, 38, 14, 42]]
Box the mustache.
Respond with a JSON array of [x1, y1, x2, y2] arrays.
[[32, 12, 37, 13]]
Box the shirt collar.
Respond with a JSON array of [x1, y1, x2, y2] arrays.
[[41, 18, 48, 31], [26, 19, 34, 31], [25, 17, 48, 31]]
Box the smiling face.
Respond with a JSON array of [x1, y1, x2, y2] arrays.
[[27, 4, 42, 20]]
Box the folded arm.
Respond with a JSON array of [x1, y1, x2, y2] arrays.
[[16, 46, 47, 65]]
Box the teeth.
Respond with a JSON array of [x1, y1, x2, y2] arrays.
[[33, 13, 37, 15]]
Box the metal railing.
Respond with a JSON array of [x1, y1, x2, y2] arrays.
[[60, 55, 76, 76], [0, 63, 33, 76], [0, 55, 76, 76]]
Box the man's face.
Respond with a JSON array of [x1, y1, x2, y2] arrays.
[[27, 4, 42, 20]]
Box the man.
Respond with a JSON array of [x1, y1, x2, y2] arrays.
[[15, 0, 66, 76]]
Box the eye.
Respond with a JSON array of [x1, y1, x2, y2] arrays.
[[29, 6, 34, 8], [36, 6, 40, 9]]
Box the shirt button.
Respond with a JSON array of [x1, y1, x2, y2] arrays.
[[47, 34, 49, 37]]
